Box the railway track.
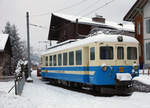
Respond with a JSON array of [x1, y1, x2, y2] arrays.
[[132, 80, 150, 92], [42, 78, 137, 96]]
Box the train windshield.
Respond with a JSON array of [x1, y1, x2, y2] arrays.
[[100, 46, 113, 59], [117, 47, 124, 59], [127, 47, 137, 60]]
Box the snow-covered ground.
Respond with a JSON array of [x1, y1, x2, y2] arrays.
[[133, 70, 150, 85], [1, 71, 150, 108]]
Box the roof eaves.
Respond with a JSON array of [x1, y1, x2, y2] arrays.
[[124, 0, 148, 22]]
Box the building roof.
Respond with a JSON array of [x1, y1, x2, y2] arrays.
[[43, 34, 138, 55], [0, 34, 9, 51], [49, 13, 135, 41], [52, 13, 109, 27], [124, 0, 148, 21], [53, 13, 134, 31]]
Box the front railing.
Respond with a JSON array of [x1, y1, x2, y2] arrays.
[[14, 73, 25, 95]]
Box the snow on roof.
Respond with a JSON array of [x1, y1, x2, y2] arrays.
[[53, 13, 106, 26], [52, 13, 134, 32], [42, 34, 138, 55], [105, 21, 135, 32], [0, 34, 9, 51]]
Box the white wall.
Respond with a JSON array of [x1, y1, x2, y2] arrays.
[[144, 1, 150, 64]]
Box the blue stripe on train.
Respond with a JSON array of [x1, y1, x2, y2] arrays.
[[41, 72, 89, 83], [41, 66, 139, 85]]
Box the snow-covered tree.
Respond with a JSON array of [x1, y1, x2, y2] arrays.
[[3, 22, 26, 74]]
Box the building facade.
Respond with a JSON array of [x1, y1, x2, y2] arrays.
[[48, 13, 135, 43], [124, 0, 150, 68], [0, 34, 12, 76]]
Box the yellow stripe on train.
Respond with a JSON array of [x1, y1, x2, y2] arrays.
[[41, 70, 95, 75]]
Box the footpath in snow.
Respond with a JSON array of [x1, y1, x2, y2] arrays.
[[0, 71, 150, 108], [22, 71, 150, 108]]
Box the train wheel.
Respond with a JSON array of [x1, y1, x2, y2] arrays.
[[92, 85, 102, 96]]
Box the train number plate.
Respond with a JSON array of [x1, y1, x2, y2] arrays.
[[119, 67, 124, 72]]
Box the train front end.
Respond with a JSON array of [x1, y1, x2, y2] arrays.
[[89, 36, 139, 94]]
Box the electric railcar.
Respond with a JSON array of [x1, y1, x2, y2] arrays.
[[41, 34, 139, 95]]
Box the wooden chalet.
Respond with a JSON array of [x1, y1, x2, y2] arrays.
[[124, 0, 150, 68], [48, 13, 135, 42], [0, 34, 12, 76]]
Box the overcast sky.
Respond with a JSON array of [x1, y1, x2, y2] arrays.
[[0, 0, 136, 48]]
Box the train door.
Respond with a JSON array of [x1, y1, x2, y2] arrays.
[[115, 45, 127, 66], [89, 46, 97, 66]]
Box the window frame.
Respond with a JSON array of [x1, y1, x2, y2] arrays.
[[63, 52, 67, 66], [45, 56, 48, 66], [146, 19, 150, 34], [99, 46, 114, 60], [90, 47, 95, 60], [137, 22, 141, 35], [117, 47, 124, 60], [127, 47, 137, 60], [58, 54, 62, 66], [76, 50, 82, 65], [53, 55, 57, 66], [49, 55, 52, 66], [69, 51, 74, 65], [146, 42, 150, 60]]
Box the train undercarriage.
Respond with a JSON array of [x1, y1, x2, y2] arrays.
[[43, 78, 133, 96]]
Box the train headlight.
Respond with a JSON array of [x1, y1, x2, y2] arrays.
[[101, 64, 107, 71], [117, 36, 123, 42]]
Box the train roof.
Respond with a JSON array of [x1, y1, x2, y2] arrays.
[[42, 34, 138, 55]]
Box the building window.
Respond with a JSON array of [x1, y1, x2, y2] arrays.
[[90, 47, 95, 60], [146, 19, 150, 33], [146, 42, 150, 60], [58, 54, 62, 66], [139, 44, 142, 57], [63, 53, 67, 65], [100, 46, 113, 59], [69, 51, 74, 65], [137, 22, 141, 35], [53, 55, 57, 66], [127, 47, 137, 60], [49, 56, 52, 66], [117, 47, 124, 59], [46, 56, 48, 66], [76, 50, 82, 65]]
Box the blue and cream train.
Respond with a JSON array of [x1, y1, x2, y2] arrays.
[[41, 34, 139, 95]]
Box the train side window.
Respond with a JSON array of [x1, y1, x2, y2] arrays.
[[117, 47, 124, 59], [69, 51, 74, 65], [90, 47, 95, 60], [76, 50, 82, 65], [127, 47, 137, 60], [53, 55, 57, 66], [58, 54, 62, 66], [100, 46, 113, 59], [63, 53, 67, 65], [45, 56, 48, 66], [49, 56, 52, 66]]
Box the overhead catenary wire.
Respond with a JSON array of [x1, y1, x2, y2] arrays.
[[82, 0, 116, 17], [54, 0, 89, 12], [30, 23, 48, 30], [31, 12, 51, 17], [30, 0, 89, 17], [75, 0, 102, 15], [29, 0, 116, 32]]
